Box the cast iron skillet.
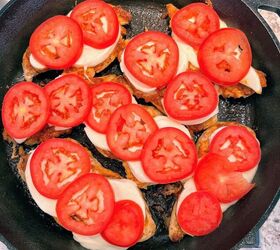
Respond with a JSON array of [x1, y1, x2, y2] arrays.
[[0, 0, 279, 249]]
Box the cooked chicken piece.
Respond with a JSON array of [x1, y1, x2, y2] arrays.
[[168, 201, 185, 242], [22, 5, 131, 81], [196, 121, 256, 158]]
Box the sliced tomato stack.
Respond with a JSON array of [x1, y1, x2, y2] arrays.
[[86, 82, 132, 133], [106, 104, 158, 160], [45, 74, 92, 128], [29, 0, 120, 69], [2, 82, 50, 140], [141, 127, 197, 183], [124, 31, 179, 88], [171, 3, 220, 49], [163, 71, 218, 123], [194, 126, 260, 203]]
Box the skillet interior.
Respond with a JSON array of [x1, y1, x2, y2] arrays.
[[0, 0, 279, 249]]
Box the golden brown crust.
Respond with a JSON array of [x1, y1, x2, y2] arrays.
[[111, 5, 132, 26], [140, 205, 157, 242], [3, 127, 72, 146], [168, 201, 185, 242], [166, 3, 178, 19], [188, 115, 218, 133], [196, 121, 256, 158], [22, 48, 48, 81]]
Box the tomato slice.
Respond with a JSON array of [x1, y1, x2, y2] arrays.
[[171, 3, 220, 48], [106, 104, 158, 160], [124, 31, 179, 88], [56, 173, 115, 236], [141, 127, 197, 184], [30, 15, 83, 69], [164, 71, 218, 121], [71, 0, 119, 49], [209, 126, 261, 171], [86, 82, 132, 133], [101, 200, 144, 247], [194, 153, 255, 203], [30, 138, 91, 199], [45, 74, 92, 127], [177, 191, 222, 236], [198, 28, 252, 85], [2, 82, 49, 139]]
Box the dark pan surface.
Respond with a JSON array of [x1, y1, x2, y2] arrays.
[[0, 0, 279, 250]]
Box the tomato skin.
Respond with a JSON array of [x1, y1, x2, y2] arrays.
[[141, 127, 197, 184], [194, 153, 255, 203], [106, 104, 158, 161], [209, 126, 261, 171], [86, 82, 132, 133], [45, 74, 92, 127], [2, 82, 49, 139], [56, 173, 115, 236], [177, 191, 222, 236], [101, 200, 144, 247], [171, 3, 220, 48], [71, 0, 119, 49], [30, 138, 91, 199], [198, 28, 252, 85], [30, 15, 83, 69], [124, 31, 179, 88], [164, 71, 218, 121]]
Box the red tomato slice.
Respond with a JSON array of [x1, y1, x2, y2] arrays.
[[124, 31, 179, 88], [86, 82, 132, 133], [2, 82, 49, 139], [209, 126, 261, 171], [30, 138, 91, 199], [56, 173, 115, 236], [194, 153, 255, 203], [164, 71, 218, 121], [45, 74, 92, 127], [171, 3, 220, 48], [141, 127, 197, 184], [177, 191, 222, 236], [106, 104, 158, 160], [101, 200, 144, 247], [198, 28, 252, 85], [71, 0, 119, 49], [30, 15, 83, 69]]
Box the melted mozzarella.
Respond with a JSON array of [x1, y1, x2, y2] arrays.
[[240, 67, 262, 94], [127, 116, 192, 184], [14, 137, 27, 144], [172, 33, 199, 73], [162, 98, 219, 126], [25, 150, 57, 217], [29, 54, 47, 70], [74, 30, 121, 67], [120, 52, 157, 93], [219, 19, 228, 28], [73, 179, 146, 250], [84, 125, 110, 151]]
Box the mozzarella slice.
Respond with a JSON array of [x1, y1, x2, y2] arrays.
[[14, 137, 27, 144], [74, 30, 121, 67], [29, 54, 47, 70], [240, 67, 262, 94], [172, 33, 199, 73], [25, 150, 57, 217]]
